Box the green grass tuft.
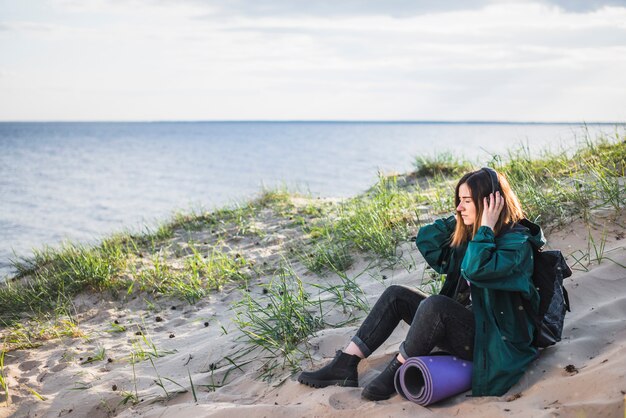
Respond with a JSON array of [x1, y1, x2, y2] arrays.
[[232, 263, 326, 378], [414, 152, 474, 178]]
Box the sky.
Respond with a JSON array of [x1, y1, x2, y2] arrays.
[[1, 0, 626, 122]]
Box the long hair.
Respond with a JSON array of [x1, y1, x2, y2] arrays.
[[451, 169, 525, 247]]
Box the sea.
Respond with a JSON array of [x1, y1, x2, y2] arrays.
[[1, 121, 623, 280]]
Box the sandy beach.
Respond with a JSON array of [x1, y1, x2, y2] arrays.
[[1, 187, 625, 418], [0, 202, 626, 417], [3, 0, 626, 415]]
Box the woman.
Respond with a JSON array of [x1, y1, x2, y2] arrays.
[[298, 168, 544, 400]]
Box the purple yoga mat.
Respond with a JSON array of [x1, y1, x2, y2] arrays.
[[394, 355, 473, 406]]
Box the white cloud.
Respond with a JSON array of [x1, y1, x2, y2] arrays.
[[155, 0, 626, 17], [0, 1, 625, 121]]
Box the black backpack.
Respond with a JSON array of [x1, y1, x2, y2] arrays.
[[480, 168, 572, 348], [518, 219, 572, 348]]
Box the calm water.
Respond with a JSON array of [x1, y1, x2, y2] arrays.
[[1, 122, 623, 279]]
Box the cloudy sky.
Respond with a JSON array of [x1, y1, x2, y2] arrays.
[[1, 0, 626, 122]]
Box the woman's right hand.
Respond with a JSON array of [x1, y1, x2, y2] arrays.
[[481, 191, 504, 231]]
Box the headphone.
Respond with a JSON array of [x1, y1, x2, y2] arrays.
[[481, 167, 501, 195]]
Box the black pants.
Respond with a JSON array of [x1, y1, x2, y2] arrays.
[[351, 285, 475, 361]]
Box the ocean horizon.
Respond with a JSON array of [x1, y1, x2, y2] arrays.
[[1, 121, 624, 279], [3, 120, 624, 124]]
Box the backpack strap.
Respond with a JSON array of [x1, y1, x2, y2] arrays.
[[518, 218, 541, 238]]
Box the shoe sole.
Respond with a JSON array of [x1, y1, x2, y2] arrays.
[[361, 387, 397, 401], [297, 377, 358, 388]]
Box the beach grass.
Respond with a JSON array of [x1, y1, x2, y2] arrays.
[[0, 133, 624, 364], [0, 343, 8, 406], [414, 151, 474, 177], [232, 259, 370, 379], [297, 173, 423, 274], [295, 238, 354, 275], [1, 241, 129, 322], [1, 315, 84, 351], [232, 262, 326, 378], [494, 135, 625, 227]]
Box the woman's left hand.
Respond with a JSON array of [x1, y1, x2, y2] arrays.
[[482, 192, 505, 231]]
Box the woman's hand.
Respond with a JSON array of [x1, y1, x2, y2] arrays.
[[481, 191, 505, 231]]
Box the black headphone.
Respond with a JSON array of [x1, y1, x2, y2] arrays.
[[481, 167, 501, 195]]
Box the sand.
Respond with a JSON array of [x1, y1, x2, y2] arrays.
[[1, 208, 625, 418]]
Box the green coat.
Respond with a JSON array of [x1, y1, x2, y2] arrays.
[[416, 215, 544, 396]]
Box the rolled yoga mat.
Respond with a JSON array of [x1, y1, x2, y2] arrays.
[[394, 355, 473, 406]]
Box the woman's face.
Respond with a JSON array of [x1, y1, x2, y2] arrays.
[[456, 183, 477, 226]]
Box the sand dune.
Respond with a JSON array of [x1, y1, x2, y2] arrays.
[[2, 210, 625, 418]]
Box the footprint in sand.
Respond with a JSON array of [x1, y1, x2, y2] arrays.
[[328, 390, 361, 410], [37, 371, 48, 383], [169, 318, 187, 327], [18, 360, 41, 372], [50, 363, 69, 373], [8, 394, 26, 403], [110, 343, 126, 352]]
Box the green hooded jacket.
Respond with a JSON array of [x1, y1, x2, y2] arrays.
[[416, 215, 545, 396]]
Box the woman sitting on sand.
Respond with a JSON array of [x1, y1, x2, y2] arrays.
[[298, 168, 544, 401]]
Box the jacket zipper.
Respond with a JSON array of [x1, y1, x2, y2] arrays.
[[462, 268, 489, 393]]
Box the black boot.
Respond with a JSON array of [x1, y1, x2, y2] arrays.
[[298, 350, 361, 388], [361, 356, 402, 401]]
